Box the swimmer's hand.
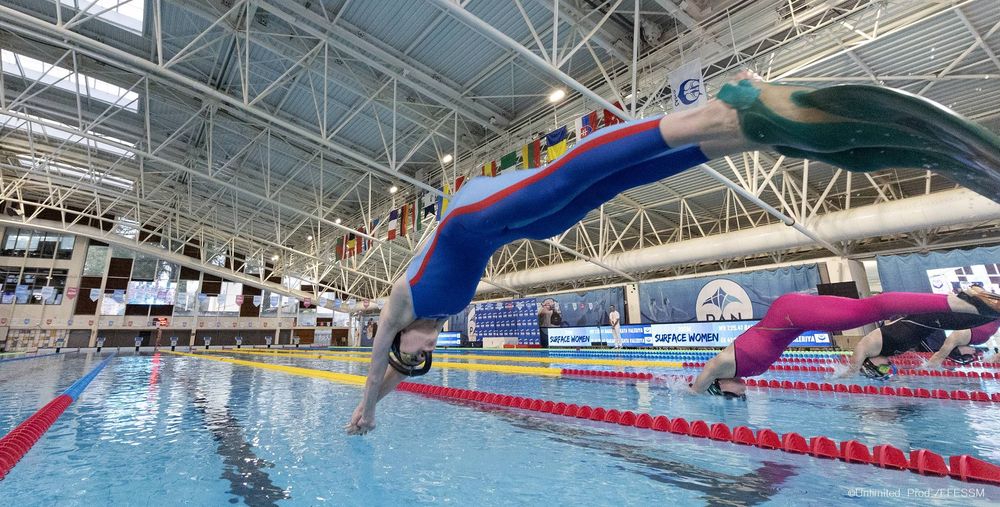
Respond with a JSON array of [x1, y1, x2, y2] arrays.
[[345, 403, 376, 435]]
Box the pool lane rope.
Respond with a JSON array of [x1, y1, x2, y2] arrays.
[[0, 352, 61, 364], [0, 353, 116, 479], [561, 369, 1000, 404], [394, 381, 1000, 486], [176, 351, 1000, 485]]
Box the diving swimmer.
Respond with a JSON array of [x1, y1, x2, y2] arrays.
[[689, 287, 1000, 397], [346, 72, 1000, 434]]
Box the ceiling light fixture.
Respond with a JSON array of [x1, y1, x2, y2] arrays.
[[306, 235, 313, 241], [441, 154, 453, 164], [548, 89, 566, 103], [389, 185, 398, 194]]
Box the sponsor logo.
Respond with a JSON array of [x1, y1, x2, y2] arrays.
[[677, 78, 703, 105], [696, 279, 752, 321]]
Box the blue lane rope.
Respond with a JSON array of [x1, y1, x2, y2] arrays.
[[0, 352, 61, 365], [62, 353, 116, 401]]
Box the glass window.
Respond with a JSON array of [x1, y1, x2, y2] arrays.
[[18, 268, 66, 304], [1, 227, 77, 259], [1, 48, 140, 109], [260, 290, 280, 317], [83, 242, 109, 275], [198, 281, 242, 316], [56, 0, 145, 34], [332, 311, 350, 327], [0, 112, 135, 158], [57, 235, 75, 259], [0, 266, 19, 304], [131, 251, 157, 280], [100, 292, 126, 315], [173, 280, 199, 317]]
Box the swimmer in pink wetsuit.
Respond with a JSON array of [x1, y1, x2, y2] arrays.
[[689, 286, 1000, 397], [346, 72, 1000, 435]]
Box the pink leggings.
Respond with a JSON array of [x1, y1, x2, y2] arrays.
[[733, 292, 954, 377], [971, 320, 1000, 345]]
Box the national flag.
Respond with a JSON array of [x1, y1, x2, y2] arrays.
[[603, 100, 624, 128], [346, 233, 357, 255], [499, 151, 518, 172], [574, 111, 599, 140], [454, 175, 465, 191], [520, 138, 541, 169], [481, 160, 497, 177], [422, 192, 435, 219], [386, 209, 399, 240], [370, 217, 380, 243], [668, 58, 705, 111], [357, 227, 367, 253], [400, 202, 413, 236], [545, 126, 568, 161], [335, 236, 345, 260]]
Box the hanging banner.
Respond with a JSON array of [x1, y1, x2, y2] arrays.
[[270, 294, 280, 307], [303, 297, 312, 308], [253, 295, 263, 307], [66, 287, 79, 299], [318, 296, 328, 308], [668, 58, 706, 111], [362, 299, 370, 309], [198, 293, 208, 302], [40, 286, 54, 301], [90, 288, 101, 302], [113, 289, 125, 303], [236, 295, 244, 305]]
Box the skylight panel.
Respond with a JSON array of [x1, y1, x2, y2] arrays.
[[16, 154, 134, 191], [58, 0, 145, 33], [0, 112, 136, 158], [1, 49, 139, 111]]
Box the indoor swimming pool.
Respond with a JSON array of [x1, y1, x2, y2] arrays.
[[1, 350, 999, 505]]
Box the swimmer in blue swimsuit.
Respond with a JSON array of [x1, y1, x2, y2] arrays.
[[346, 72, 1000, 435]]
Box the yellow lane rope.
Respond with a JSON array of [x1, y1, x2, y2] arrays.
[[228, 348, 683, 368], [167, 351, 366, 385], [207, 349, 564, 377]]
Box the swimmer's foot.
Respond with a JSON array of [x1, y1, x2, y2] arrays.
[[957, 286, 1000, 318], [717, 77, 1000, 203]]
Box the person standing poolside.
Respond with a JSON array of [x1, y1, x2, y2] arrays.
[[609, 305, 622, 349], [346, 72, 1000, 434]]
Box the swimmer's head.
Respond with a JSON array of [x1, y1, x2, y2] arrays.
[[388, 331, 432, 376], [706, 379, 747, 400], [861, 358, 896, 380]]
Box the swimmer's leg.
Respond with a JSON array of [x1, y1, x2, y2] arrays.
[[714, 78, 1000, 203]]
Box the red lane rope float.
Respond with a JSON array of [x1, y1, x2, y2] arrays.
[[0, 354, 115, 479], [679, 362, 1000, 379], [743, 378, 1000, 403], [561, 369, 1000, 403], [395, 381, 1000, 485]]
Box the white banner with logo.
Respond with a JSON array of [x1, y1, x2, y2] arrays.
[[648, 321, 831, 348], [668, 58, 705, 111]]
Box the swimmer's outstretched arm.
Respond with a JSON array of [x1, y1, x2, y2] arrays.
[[345, 278, 417, 436], [925, 330, 973, 369], [841, 328, 885, 377], [689, 345, 737, 393]]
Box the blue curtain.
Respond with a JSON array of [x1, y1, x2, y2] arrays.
[[638, 264, 820, 323], [877, 245, 1000, 293]]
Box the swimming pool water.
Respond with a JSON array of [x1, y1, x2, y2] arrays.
[[2, 351, 999, 506]]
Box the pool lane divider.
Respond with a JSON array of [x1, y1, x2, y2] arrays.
[[0, 352, 61, 365], [205, 349, 564, 376], [0, 353, 116, 479], [394, 381, 1000, 485], [561, 369, 1000, 404], [682, 360, 1000, 378], [172, 350, 999, 485], [245, 349, 685, 368]]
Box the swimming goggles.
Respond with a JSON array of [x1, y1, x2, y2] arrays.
[[388, 332, 432, 377], [861, 358, 897, 380], [699, 380, 747, 400]]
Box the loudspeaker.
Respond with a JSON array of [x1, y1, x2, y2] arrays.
[[816, 282, 860, 299]]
